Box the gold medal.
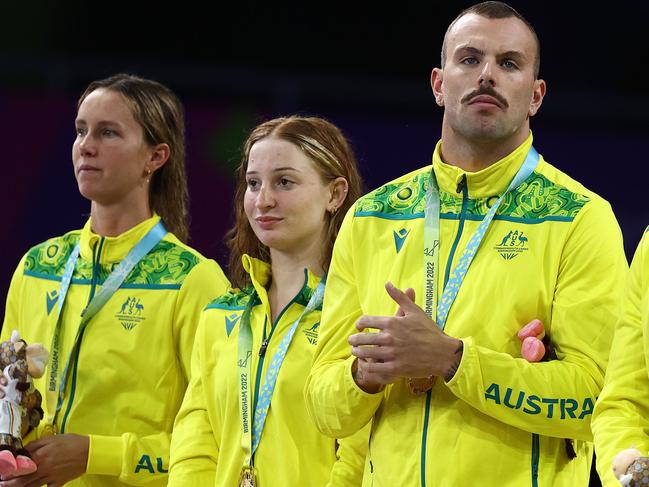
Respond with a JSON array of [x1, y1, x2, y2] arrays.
[[238, 466, 257, 487], [41, 423, 58, 436], [408, 376, 437, 395]]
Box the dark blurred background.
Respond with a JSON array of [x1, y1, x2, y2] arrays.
[[0, 2, 646, 484]]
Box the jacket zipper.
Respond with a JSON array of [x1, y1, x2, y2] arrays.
[[420, 174, 468, 486], [60, 236, 105, 433], [531, 434, 540, 487], [251, 269, 309, 459], [443, 174, 469, 287], [420, 390, 433, 487]]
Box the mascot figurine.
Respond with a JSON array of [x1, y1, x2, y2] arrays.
[[612, 448, 649, 486], [0, 330, 48, 478]]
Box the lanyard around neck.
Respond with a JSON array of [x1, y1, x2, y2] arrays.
[[238, 275, 326, 466], [423, 147, 539, 328], [46, 221, 167, 428]]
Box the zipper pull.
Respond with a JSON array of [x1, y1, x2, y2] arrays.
[[259, 339, 269, 357], [456, 174, 467, 194]]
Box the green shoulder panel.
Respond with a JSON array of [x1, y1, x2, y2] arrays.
[[495, 172, 590, 220], [24, 237, 202, 287], [24, 232, 81, 278], [294, 283, 323, 311], [354, 172, 428, 219], [124, 241, 201, 286], [205, 287, 258, 311], [456, 172, 590, 220], [205, 280, 321, 312], [354, 170, 589, 222], [353, 170, 477, 219]]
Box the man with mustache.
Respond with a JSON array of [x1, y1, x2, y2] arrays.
[[305, 2, 627, 486]]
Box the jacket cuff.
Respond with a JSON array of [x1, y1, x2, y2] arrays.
[[444, 336, 471, 389], [86, 434, 123, 476]]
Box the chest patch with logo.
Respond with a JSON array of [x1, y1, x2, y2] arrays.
[[302, 322, 319, 345], [115, 297, 147, 330], [494, 229, 529, 260]]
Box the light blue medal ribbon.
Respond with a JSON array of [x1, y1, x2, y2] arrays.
[[423, 171, 441, 321], [45, 221, 167, 429], [424, 147, 539, 328], [237, 303, 254, 465], [238, 276, 326, 467]]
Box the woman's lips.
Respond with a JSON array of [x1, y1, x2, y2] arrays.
[[255, 216, 283, 229]]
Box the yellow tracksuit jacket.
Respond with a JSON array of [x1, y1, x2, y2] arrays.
[[1, 215, 229, 486], [169, 256, 367, 486], [592, 229, 649, 487], [305, 134, 628, 486]]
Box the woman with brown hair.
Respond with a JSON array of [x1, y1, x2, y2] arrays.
[[169, 116, 367, 486], [0, 73, 229, 486]]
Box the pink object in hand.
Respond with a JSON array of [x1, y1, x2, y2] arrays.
[[0, 449, 17, 479], [0, 451, 37, 480], [521, 336, 546, 362], [517, 319, 546, 363], [517, 319, 545, 341], [13, 455, 37, 476]]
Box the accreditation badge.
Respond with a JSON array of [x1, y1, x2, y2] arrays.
[[238, 465, 257, 487]]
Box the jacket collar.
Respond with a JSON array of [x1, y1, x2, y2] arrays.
[[79, 214, 162, 264], [432, 132, 535, 199], [241, 255, 323, 311]]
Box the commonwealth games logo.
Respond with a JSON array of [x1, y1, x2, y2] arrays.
[[494, 229, 529, 260], [115, 297, 147, 330]]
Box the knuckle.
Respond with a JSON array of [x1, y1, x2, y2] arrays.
[[387, 359, 400, 373], [381, 333, 394, 346]]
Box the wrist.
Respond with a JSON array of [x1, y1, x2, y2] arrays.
[[351, 358, 384, 394], [442, 337, 463, 382]]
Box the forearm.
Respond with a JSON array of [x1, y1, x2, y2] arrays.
[[169, 406, 218, 487], [593, 309, 649, 486], [446, 337, 601, 441], [305, 356, 382, 439], [327, 423, 371, 487], [87, 431, 172, 485]]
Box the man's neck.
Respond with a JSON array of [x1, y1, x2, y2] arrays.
[[90, 199, 152, 237], [439, 127, 529, 172]]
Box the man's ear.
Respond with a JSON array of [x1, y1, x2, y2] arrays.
[[431, 68, 445, 107], [528, 79, 546, 117]]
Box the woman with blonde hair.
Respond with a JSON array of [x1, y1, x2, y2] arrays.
[[0, 73, 229, 486]]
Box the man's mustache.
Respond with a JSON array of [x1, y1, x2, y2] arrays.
[[461, 86, 509, 108]]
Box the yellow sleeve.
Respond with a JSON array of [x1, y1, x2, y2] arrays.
[[592, 230, 649, 487], [445, 198, 628, 441], [168, 311, 219, 486], [327, 422, 370, 487], [1, 255, 27, 340], [85, 258, 229, 484], [173, 259, 230, 381], [305, 208, 383, 439], [3, 256, 46, 443]]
